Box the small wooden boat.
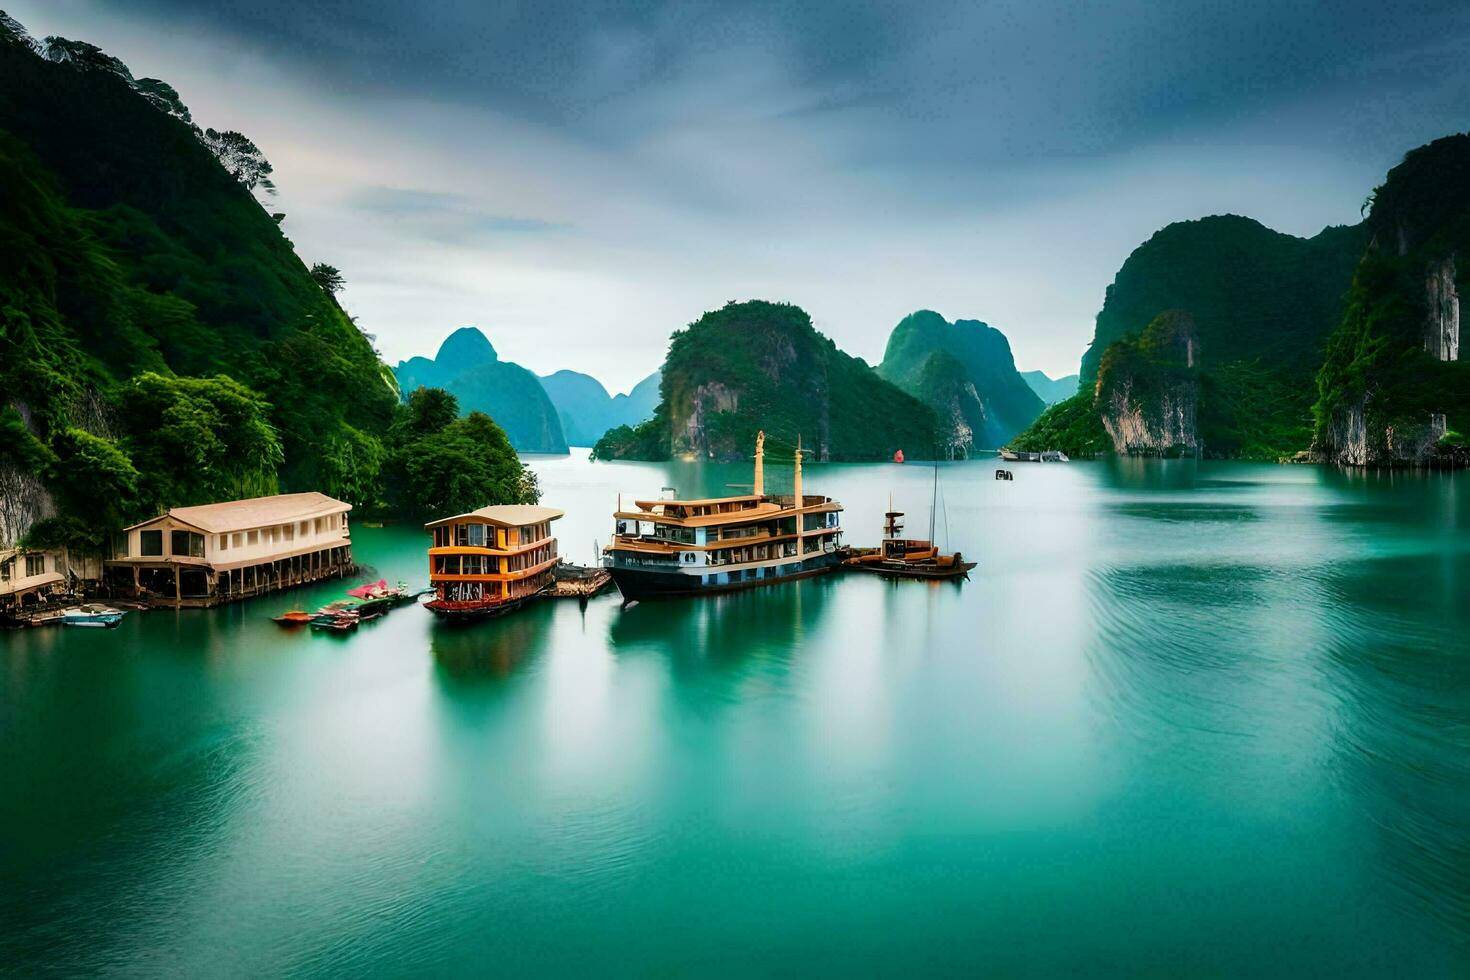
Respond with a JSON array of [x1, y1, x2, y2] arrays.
[[999, 449, 1069, 463], [272, 610, 314, 626], [309, 608, 360, 632], [844, 493, 975, 581], [60, 604, 126, 628]]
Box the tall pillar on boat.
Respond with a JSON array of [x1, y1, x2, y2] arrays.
[[794, 435, 804, 556], [753, 430, 765, 497]]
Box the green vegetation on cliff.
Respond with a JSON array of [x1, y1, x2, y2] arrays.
[[1006, 392, 1111, 456], [0, 17, 528, 549], [394, 327, 567, 453], [1015, 214, 1368, 460], [382, 388, 539, 519], [592, 301, 938, 462], [878, 310, 1044, 453], [1313, 134, 1470, 464]]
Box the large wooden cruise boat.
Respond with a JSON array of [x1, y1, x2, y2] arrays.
[[424, 505, 563, 619], [603, 433, 845, 601]]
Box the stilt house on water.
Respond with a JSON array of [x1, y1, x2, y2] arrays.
[[1, 547, 65, 615], [105, 492, 355, 607]]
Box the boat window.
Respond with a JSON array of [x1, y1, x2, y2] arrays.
[[141, 530, 164, 556]]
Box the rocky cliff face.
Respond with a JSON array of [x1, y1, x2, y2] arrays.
[[1426, 256, 1459, 361], [1314, 133, 1470, 467], [1094, 311, 1201, 456]]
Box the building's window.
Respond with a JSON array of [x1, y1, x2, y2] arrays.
[[171, 531, 204, 558], [283, 523, 294, 542], [0, 558, 11, 582], [218, 535, 228, 551], [340, 513, 348, 532], [25, 554, 45, 576], [141, 530, 164, 556], [300, 521, 310, 537], [247, 530, 259, 546], [467, 523, 486, 547], [232, 532, 244, 548]]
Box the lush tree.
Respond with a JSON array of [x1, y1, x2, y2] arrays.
[[117, 373, 283, 507], [201, 127, 275, 193], [393, 386, 460, 441], [310, 262, 345, 296], [0, 10, 38, 52], [41, 36, 132, 79], [132, 77, 191, 124], [384, 395, 539, 519], [44, 428, 143, 536]]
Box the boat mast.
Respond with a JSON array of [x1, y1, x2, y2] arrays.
[[754, 430, 764, 497], [794, 434, 804, 554], [929, 460, 938, 543]]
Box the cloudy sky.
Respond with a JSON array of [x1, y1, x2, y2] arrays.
[[12, 1, 1470, 391]]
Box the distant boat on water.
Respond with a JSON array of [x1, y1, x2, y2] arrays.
[[999, 449, 1069, 462]]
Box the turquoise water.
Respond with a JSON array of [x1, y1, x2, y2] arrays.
[[3, 455, 1468, 976]]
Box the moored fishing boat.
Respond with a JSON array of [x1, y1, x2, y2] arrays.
[[423, 505, 564, 620], [844, 505, 975, 580], [309, 608, 359, 632], [603, 431, 845, 601], [272, 609, 313, 626], [347, 579, 422, 618], [60, 604, 126, 628]]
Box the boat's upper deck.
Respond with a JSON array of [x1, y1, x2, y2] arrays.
[[616, 493, 842, 528]]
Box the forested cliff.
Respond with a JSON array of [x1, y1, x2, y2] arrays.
[[1313, 134, 1470, 465], [0, 15, 532, 549], [592, 301, 938, 462]]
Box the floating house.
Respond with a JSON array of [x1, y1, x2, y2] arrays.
[[0, 547, 65, 615], [603, 431, 845, 600], [424, 505, 563, 619], [105, 492, 354, 607]]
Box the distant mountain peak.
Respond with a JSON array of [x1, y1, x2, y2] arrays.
[[436, 326, 497, 367]]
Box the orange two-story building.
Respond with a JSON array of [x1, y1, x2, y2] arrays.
[[423, 505, 563, 619]]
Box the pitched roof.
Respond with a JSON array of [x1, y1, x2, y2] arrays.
[[125, 492, 351, 534], [424, 504, 564, 529]]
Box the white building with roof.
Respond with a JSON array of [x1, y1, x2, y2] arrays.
[[105, 492, 355, 606]]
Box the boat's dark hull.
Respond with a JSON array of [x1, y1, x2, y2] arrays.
[[607, 551, 844, 601], [425, 591, 543, 622], [845, 561, 976, 580]]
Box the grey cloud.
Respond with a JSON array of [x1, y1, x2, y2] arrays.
[[346, 186, 567, 244]]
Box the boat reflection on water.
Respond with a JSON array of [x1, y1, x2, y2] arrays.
[[607, 575, 838, 675], [429, 602, 556, 683]]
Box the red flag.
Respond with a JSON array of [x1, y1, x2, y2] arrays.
[[893, 449, 905, 463]]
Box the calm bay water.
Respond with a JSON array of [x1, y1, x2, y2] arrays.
[[3, 454, 1469, 976]]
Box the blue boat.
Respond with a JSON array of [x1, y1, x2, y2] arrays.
[[61, 605, 125, 628]]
